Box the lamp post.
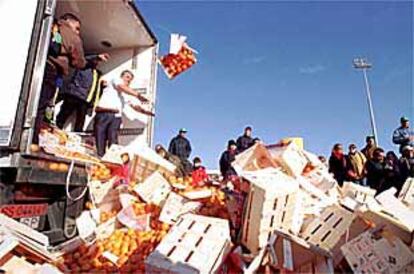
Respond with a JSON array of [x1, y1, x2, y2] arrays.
[[353, 57, 379, 146]]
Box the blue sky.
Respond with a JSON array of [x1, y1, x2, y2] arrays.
[[138, 1, 413, 169]]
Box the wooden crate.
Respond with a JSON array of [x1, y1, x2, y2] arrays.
[[271, 229, 333, 274], [341, 229, 414, 273], [131, 155, 175, 183], [341, 181, 376, 204], [146, 214, 231, 274], [232, 143, 279, 174], [376, 188, 414, 231], [300, 205, 355, 252], [304, 167, 337, 193], [241, 169, 304, 254], [0, 228, 62, 273], [133, 171, 172, 206], [398, 178, 414, 209], [266, 142, 308, 178]]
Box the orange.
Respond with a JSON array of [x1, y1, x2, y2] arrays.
[[58, 163, 69, 172], [30, 144, 40, 153], [49, 162, 59, 171]]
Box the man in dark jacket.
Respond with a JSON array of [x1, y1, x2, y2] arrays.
[[236, 126, 254, 153], [328, 143, 349, 186], [168, 128, 192, 175], [393, 117, 414, 153], [220, 140, 238, 180], [56, 54, 109, 132], [33, 13, 87, 144], [365, 148, 387, 193], [399, 145, 414, 184]]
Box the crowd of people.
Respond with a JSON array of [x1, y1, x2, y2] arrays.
[[327, 116, 414, 196], [155, 126, 260, 186], [157, 118, 414, 198]]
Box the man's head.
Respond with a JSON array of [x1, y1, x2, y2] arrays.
[[401, 116, 410, 129], [373, 148, 385, 162], [244, 126, 252, 137], [121, 152, 130, 164], [121, 70, 134, 86], [228, 140, 237, 151], [332, 143, 343, 155], [402, 145, 414, 158], [366, 136, 375, 146], [348, 144, 357, 154], [193, 157, 202, 167], [59, 13, 81, 35], [155, 144, 166, 157], [318, 155, 326, 163], [386, 151, 398, 162], [179, 128, 187, 137]]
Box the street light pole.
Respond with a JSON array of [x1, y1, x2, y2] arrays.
[[353, 58, 379, 146]]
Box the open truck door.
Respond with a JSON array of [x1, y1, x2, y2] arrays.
[[0, 0, 158, 245]]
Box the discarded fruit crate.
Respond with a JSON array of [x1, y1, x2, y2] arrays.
[[133, 171, 172, 206], [130, 154, 175, 183], [300, 205, 355, 252], [398, 177, 414, 209], [341, 229, 414, 273], [266, 142, 308, 178], [145, 214, 231, 274], [232, 143, 278, 174], [341, 181, 376, 204], [271, 229, 333, 274], [241, 168, 304, 254], [304, 167, 337, 193], [375, 188, 414, 231]]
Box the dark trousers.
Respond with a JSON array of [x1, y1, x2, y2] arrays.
[[94, 112, 122, 157], [33, 63, 57, 144], [56, 94, 88, 132]]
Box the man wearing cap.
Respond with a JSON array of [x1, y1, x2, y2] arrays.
[[219, 140, 238, 180], [393, 117, 414, 153], [168, 128, 192, 175], [236, 126, 255, 153], [399, 145, 414, 184]]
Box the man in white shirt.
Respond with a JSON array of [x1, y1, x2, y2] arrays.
[[94, 70, 151, 156]]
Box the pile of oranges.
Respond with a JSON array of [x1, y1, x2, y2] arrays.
[[90, 164, 112, 181], [60, 227, 169, 274], [60, 200, 170, 274], [47, 162, 69, 172], [100, 210, 118, 223], [168, 176, 194, 190]]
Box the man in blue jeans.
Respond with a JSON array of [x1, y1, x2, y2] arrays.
[[94, 70, 151, 157]]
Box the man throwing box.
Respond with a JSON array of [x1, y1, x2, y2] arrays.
[[94, 70, 152, 157]]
